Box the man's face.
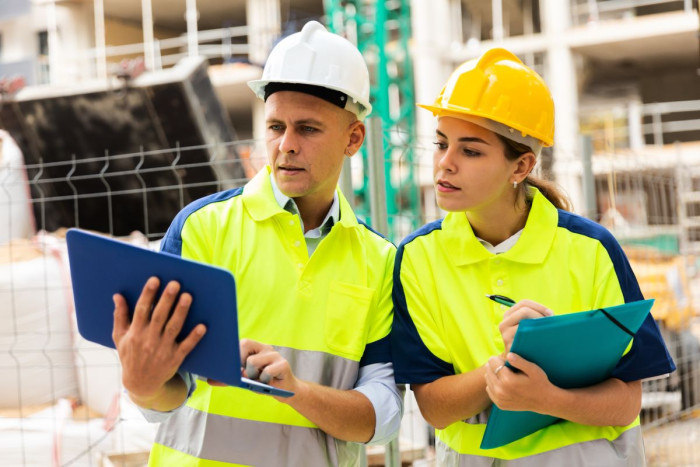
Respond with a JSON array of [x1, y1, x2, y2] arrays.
[[264, 91, 359, 207]]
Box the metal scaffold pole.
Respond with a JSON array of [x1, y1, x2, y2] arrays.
[[324, 0, 420, 242]]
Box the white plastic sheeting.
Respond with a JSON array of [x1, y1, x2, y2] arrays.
[[0, 394, 157, 467], [0, 237, 79, 408], [0, 130, 34, 244]]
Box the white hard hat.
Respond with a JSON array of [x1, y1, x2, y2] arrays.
[[248, 21, 372, 120]]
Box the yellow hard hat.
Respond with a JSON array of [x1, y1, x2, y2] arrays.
[[418, 48, 554, 147]]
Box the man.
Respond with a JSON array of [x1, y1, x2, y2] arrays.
[[111, 21, 402, 466]]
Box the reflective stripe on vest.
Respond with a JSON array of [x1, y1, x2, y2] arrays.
[[150, 405, 364, 466], [151, 346, 361, 465], [436, 425, 645, 466]]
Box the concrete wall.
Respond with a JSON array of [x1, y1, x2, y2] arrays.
[[640, 67, 700, 103]]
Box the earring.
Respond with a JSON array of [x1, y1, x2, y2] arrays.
[[513, 180, 518, 189]]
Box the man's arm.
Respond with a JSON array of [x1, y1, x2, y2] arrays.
[[352, 362, 403, 445], [113, 276, 205, 412], [241, 339, 400, 443], [136, 371, 197, 423]]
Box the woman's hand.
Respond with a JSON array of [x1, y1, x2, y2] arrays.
[[485, 353, 643, 426], [484, 353, 553, 413], [499, 300, 553, 354]]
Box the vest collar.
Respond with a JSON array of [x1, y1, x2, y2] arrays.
[[443, 188, 558, 266], [242, 166, 359, 229]]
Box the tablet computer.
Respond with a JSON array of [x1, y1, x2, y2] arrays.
[[66, 228, 293, 398]]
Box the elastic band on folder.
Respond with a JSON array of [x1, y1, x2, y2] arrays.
[[597, 308, 635, 337]]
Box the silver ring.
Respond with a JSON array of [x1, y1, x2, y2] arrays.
[[494, 365, 505, 375]]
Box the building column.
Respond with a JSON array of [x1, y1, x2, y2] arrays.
[[410, 0, 454, 186], [542, 0, 583, 213], [246, 0, 280, 65], [141, 0, 155, 70], [246, 0, 280, 145], [185, 0, 199, 57], [93, 0, 107, 79], [46, 0, 61, 84]]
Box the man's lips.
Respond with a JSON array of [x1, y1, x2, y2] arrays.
[[278, 165, 305, 173]]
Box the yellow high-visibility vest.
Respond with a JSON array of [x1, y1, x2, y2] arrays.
[[150, 167, 395, 466], [392, 188, 674, 463]]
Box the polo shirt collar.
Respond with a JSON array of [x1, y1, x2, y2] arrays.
[[242, 165, 359, 229], [443, 187, 558, 266], [270, 173, 339, 234]]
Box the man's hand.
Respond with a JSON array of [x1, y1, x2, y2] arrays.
[[239, 338, 299, 399], [210, 339, 380, 442], [112, 276, 206, 408], [499, 300, 553, 354]]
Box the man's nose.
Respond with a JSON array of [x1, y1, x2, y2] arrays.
[[279, 129, 299, 155]]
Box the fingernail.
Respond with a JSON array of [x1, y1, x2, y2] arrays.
[[180, 294, 191, 306], [246, 361, 259, 380], [507, 353, 516, 361]]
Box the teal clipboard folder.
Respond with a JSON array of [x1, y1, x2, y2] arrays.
[[480, 299, 654, 450]]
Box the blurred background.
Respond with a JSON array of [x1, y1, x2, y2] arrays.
[[0, 0, 698, 465]]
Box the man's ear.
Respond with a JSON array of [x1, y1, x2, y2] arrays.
[[345, 121, 366, 157]]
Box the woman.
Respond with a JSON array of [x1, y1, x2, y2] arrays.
[[390, 48, 675, 466]]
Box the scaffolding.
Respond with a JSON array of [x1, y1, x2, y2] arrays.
[[324, 0, 420, 239]]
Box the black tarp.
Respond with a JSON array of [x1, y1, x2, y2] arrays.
[[0, 58, 246, 237]]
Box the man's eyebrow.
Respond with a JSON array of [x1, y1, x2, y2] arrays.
[[436, 129, 490, 145], [264, 118, 326, 127], [296, 118, 325, 127]]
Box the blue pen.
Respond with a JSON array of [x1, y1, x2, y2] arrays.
[[486, 294, 516, 307]]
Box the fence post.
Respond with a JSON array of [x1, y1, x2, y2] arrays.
[[384, 435, 400, 467], [366, 117, 389, 236], [365, 117, 401, 465]]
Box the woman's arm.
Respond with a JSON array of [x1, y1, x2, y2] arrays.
[[486, 353, 641, 426], [412, 366, 492, 429]]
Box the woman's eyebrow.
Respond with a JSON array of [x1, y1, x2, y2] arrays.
[[436, 129, 490, 145]]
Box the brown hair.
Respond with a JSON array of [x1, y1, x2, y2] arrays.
[[496, 135, 572, 212]]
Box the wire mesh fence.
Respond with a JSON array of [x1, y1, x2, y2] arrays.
[[1, 128, 699, 465]]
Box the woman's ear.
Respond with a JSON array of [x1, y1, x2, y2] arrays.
[[514, 152, 536, 181]]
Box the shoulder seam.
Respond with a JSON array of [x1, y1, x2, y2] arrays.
[[556, 209, 643, 303], [399, 219, 444, 249], [356, 219, 396, 247], [166, 186, 244, 241]]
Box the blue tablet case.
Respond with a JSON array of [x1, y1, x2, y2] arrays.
[[66, 228, 292, 398], [480, 299, 655, 449]]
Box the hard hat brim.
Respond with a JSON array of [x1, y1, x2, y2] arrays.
[[248, 78, 372, 120], [417, 103, 553, 147]]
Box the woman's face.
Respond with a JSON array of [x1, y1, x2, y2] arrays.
[[432, 117, 517, 213]]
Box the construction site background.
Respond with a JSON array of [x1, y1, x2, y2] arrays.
[[0, 0, 699, 465]]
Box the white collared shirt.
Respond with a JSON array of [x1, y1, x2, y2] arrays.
[[270, 174, 339, 257], [477, 229, 524, 254]]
